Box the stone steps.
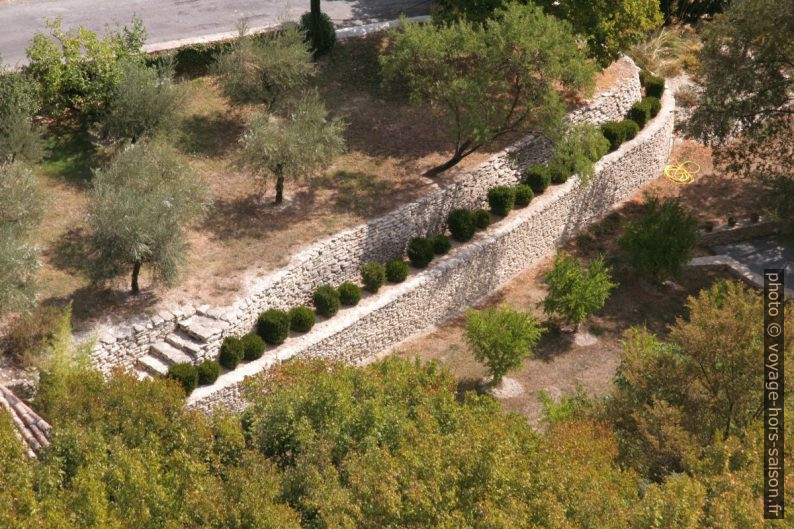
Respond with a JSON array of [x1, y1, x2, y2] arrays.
[[135, 328, 207, 380], [150, 341, 194, 365], [178, 315, 230, 343], [137, 355, 169, 377], [166, 330, 204, 357]]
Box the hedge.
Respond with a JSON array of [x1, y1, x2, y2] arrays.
[[289, 306, 316, 332], [447, 208, 476, 242], [473, 208, 491, 229], [601, 120, 640, 152], [514, 184, 534, 207], [548, 162, 572, 184], [628, 96, 660, 128], [241, 333, 266, 360], [386, 259, 410, 283], [314, 285, 341, 317], [219, 336, 245, 370], [300, 11, 336, 55], [168, 363, 199, 394], [640, 70, 664, 98], [407, 237, 435, 268], [361, 262, 386, 293], [338, 281, 362, 306], [257, 309, 291, 345], [524, 165, 551, 194], [197, 360, 221, 385], [487, 186, 516, 216], [431, 234, 451, 255]]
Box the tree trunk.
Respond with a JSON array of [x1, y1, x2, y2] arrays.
[[424, 141, 477, 177], [311, 0, 320, 17], [131, 261, 142, 294], [275, 173, 285, 204]]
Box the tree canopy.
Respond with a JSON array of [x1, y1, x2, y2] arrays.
[[543, 252, 616, 327], [0, 69, 44, 164]]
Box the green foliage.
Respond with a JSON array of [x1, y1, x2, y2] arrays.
[[313, 284, 340, 317], [538, 384, 595, 425], [219, 336, 245, 369], [288, 306, 316, 332], [549, 122, 610, 184], [1, 304, 64, 366], [406, 236, 435, 268], [360, 262, 386, 293], [447, 208, 477, 241], [257, 309, 291, 345], [430, 0, 507, 25], [87, 142, 211, 293], [514, 184, 534, 207], [211, 24, 315, 106], [543, 252, 617, 326], [640, 70, 665, 98], [465, 304, 543, 384], [660, 0, 727, 21], [25, 17, 146, 120], [601, 119, 640, 151], [548, 161, 572, 184], [101, 59, 181, 143], [197, 359, 221, 385], [168, 362, 199, 394], [381, 5, 596, 173], [299, 10, 336, 54], [431, 234, 451, 255], [628, 98, 653, 127], [385, 258, 410, 283], [524, 164, 552, 194], [618, 196, 698, 281], [0, 163, 44, 315], [0, 70, 44, 164], [473, 208, 491, 229], [337, 281, 361, 306], [487, 186, 516, 216], [241, 332, 266, 360]]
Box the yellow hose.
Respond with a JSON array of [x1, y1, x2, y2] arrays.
[[664, 161, 699, 184]]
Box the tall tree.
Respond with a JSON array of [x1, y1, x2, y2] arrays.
[[87, 142, 211, 293], [381, 4, 596, 175], [0, 67, 44, 164]]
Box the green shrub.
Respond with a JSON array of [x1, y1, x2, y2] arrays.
[[241, 333, 266, 360], [645, 96, 661, 118], [640, 71, 665, 98], [219, 336, 245, 370], [621, 119, 640, 141], [514, 184, 534, 207], [338, 281, 361, 306], [628, 98, 653, 128], [256, 309, 291, 345], [385, 259, 410, 283], [407, 237, 435, 268], [197, 360, 221, 385], [431, 234, 451, 255], [473, 208, 491, 229], [299, 11, 336, 54], [289, 306, 316, 332], [0, 71, 44, 164], [547, 123, 610, 185], [447, 208, 476, 242], [600, 120, 640, 152], [168, 363, 198, 394], [524, 165, 551, 194], [487, 186, 516, 216], [361, 262, 386, 293], [548, 162, 572, 184], [543, 252, 617, 327], [313, 285, 341, 317]]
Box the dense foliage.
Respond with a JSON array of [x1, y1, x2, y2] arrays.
[[473, 208, 491, 229], [300, 0, 336, 54], [601, 119, 640, 152], [197, 359, 221, 385], [524, 165, 552, 194], [0, 70, 44, 164], [543, 252, 616, 327], [313, 284, 340, 317], [219, 336, 245, 369], [361, 262, 386, 293], [487, 186, 516, 216], [431, 234, 451, 255], [257, 309, 291, 345], [288, 306, 316, 332], [168, 362, 199, 394], [514, 184, 534, 207], [241, 332, 267, 360], [407, 236, 435, 268], [337, 281, 362, 306], [385, 258, 410, 283], [447, 208, 477, 242]]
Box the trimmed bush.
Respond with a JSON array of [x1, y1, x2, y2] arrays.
[[487, 186, 516, 216], [628, 99, 653, 128], [621, 119, 640, 141], [514, 184, 534, 207], [431, 234, 451, 255], [386, 259, 410, 283], [600, 120, 640, 152], [640, 71, 665, 98], [524, 165, 551, 194], [361, 262, 386, 293], [289, 306, 316, 332], [447, 208, 477, 242], [338, 281, 361, 306], [168, 363, 199, 394], [645, 96, 661, 118], [313, 285, 341, 317], [407, 237, 435, 268], [548, 162, 571, 184], [219, 336, 245, 370], [241, 333, 266, 360], [299, 11, 336, 55], [257, 309, 291, 345], [197, 360, 221, 385], [473, 208, 491, 229]]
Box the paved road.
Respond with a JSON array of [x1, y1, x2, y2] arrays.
[[0, 0, 431, 66], [714, 237, 794, 298]]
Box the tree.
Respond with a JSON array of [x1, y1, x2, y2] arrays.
[[212, 24, 315, 107], [87, 142, 211, 293], [0, 163, 44, 316], [381, 4, 596, 175], [101, 59, 181, 143], [689, 0, 794, 239], [237, 90, 346, 203], [0, 68, 44, 164], [618, 196, 698, 281], [543, 252, 616, 329], [300, 0, 336, 54], [465, 304, 543, 384]]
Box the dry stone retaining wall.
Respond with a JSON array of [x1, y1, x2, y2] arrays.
[[187, 84, 674, 413]]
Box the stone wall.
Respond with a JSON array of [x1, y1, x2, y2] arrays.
[[187, 82, 674, 413], [88, 57, 642, 374], [698, 219, 779, 247]]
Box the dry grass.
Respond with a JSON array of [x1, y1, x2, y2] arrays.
[[628, 25, 702, 78]]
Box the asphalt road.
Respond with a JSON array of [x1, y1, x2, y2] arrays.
[[0, 0, 431, 66]]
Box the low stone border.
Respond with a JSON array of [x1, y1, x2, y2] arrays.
[[689, 255, 794, 298], [698, 219, 779, 246]]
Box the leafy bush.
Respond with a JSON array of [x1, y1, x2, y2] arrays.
[[219, 336, 244, 370], [1, 304, 64, 367], [548, 162, 572, 184], [618, 197, 698, 281], [600, 120, 640, 152], [543, 253, 617, 327], [313, 285, 341, 317], [514, 184, 534, 207], [640, 70, 665, 98], [473, 208, 491, 229], [338, 281, 361, 306], [487, 186, 516, 216], [645, 96, 661, 118], [0, 71, 44, 164], [407, 237, 435, 268], [197, 360, 221, 385], [168, 363, 198, 394], [385, 259, 410, 283], [299, 10, 336, 54], [431, 234, 451, 255], [628, 96, 660, 128], [447, 208, 477, 242], [524, 165, 551, 194], [549, 123, 610, 183], [361, 262, 387, 293], [241, 333, 266, 360], [289, 306, 316, 332], [257, 309, 291, 345]]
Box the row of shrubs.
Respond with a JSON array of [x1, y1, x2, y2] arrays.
[[600, 70, 665, 152]]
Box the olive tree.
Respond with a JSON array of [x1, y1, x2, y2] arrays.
[[0, 68, 44, 164], [87, 143, 211, 293], [381, 4, 596, 175], [543, 252, 616, 329], [237, 90, 346, 204]]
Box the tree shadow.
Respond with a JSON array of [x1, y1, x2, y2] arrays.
[[309, 169, 406, 217], [40, 123, 100, 188], [177, 112, 244, 158]]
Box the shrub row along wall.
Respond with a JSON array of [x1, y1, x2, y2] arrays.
[[87, 56, 642, 373], [187, 83, 675, 413]]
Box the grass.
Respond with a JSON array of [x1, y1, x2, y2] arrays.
[[628, 25, 702, 78]]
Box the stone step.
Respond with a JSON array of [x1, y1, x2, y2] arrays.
[[150, 341, 194, 366], [134, 369, 151, 381], [165, 330, 204, 357], [137, 355, 169, 377], [178, 315, 230, 343]]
